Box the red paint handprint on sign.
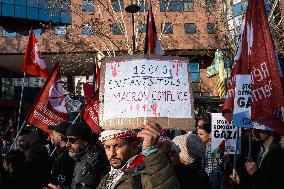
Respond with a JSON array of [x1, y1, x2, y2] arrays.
[[151, 103, 158, 116]]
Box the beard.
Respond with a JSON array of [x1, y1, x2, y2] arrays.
[[68, 145, 87, 159]]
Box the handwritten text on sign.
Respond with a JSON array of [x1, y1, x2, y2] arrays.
[[103, 59, 192, 119]]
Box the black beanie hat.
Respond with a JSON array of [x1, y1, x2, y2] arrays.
[[66, 122, 92, 142]]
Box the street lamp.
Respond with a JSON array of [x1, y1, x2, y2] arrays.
[[125, 2, 140, 54]]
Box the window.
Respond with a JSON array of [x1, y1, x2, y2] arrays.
[[2, 28, 16, 37], [138, 23, 146, 33], [162, 23, 173, 34], [2, 3, 14, 17], [27, 7, 38, 20], [112, 0, 124, 12], [39, 8, 49, 21], [82, 0, 95, 13], [232, 1, 247, 17], [50, 8, 61, 22], [61, 11, 71, 24], [189, 63, 200, 83], [15, 6, 26, 18], [184, 23, 196, 34], [207, 23, 217, 34], [112, 23, 125, 35], [82, 24, 95, 35], [15, 0, 26, 6], [139, 2, 148, 12], [54, 26, 67, 36], [160, 0, 194, 12], [205, 0, 216, 12]]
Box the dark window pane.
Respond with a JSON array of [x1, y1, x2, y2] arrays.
[[232, 2, 247, 17], [183, 1, 194, 12], [189, 63, 199, 72], [2, 28, 16, 37], [162, 23, 173, 34], [112, 0, 123, 12], [27, 0, 38, 8], [205, 0, 215, 12], [15, 0, 26, 6], [2, 4, 14, 17], [2, 0, 14, 4], [139, 2, 148, 12], [191, 73, 200, 82], [61, 11, 71, 24], [15, 6, 26, 18], [112, 23, 124, 35], [39, 8, 49, 21], [50, 8, 61, 22], [207, 23, 217, 34], [27, 7, 38, 20], [54, 26, 67, 36], [138, 23, 146, 33], [82, 24, 94, 35], [184, 23, 196, 34], [82, 0, 94, 12]]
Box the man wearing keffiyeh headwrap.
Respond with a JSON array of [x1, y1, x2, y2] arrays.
[[97, 120, 180, 189]]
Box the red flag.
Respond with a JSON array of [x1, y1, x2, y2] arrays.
[[144, 0, 164, 55], [26, 64, 67, 133], [81, 89, 100, 134], [83, 83, 93, 102], [223, 0, 284, 135], [96, 63, 101, 89], [22, 31, 48, 79]]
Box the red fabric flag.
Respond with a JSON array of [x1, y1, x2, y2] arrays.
[[82, 89, 100, 134], [223, 0, 284, 135], [83, 83, 93, 102], [144, 0, 164, 55], [96, 63, 101, 89], [22, 31, 48, 79], [26, 64, 67, 133]]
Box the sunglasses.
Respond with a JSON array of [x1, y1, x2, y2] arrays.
[[65, 137, 80, 144]]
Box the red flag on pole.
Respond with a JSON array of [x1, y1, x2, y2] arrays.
[[81, 89, 100, 134], [81, 64, 100, 133], [21, 31, 48, 79], [26, 64, 67, 133], [144, 0, 164, 55], [223, 0, 284, 135]]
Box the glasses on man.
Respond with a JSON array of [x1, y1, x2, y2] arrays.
[[65, 137, 80, 144]]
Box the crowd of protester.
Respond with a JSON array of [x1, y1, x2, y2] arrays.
[[0, 112, 284, 189]]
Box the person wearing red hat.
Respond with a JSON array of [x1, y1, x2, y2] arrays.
[[97, 120, 180, 189]]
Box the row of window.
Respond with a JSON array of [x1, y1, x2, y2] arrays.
[[2, 22, 217, 37], [0, 1, 71, 24], [2, 28, 42, 37], [82, 0, 216, 13]]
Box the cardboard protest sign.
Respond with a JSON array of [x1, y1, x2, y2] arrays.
[[211, 113, 241, 155], [99, 55, 195, 130]]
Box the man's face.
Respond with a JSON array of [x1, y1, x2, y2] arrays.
[[253, 130, 270, 143], [66, 136, 88, 158], [52, 131, 61, 147], [17, 135, 30, 152], [103, 138, 137, 169]]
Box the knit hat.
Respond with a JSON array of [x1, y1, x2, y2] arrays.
[[171, 134, 205, 165], [66, 122, 92, 142], [99, 129, 137, 143], [48, 122, 70, 135]]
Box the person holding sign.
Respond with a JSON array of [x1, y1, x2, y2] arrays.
[[97, 120, 180, 189], [197, 118, 223, 189], [230, 129, 284, 189]]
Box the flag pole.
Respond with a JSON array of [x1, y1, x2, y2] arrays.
[[16, 72, 26, 133], [9, 120, 26, 151], [232, 127, 240, 177]]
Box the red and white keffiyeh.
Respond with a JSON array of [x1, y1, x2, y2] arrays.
[[99, 129, 137, 143]]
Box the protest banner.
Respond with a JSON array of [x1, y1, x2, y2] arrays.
[[26, 64, 67, 133], [211, 113, 241, 155], [99, 55, 195, 130]]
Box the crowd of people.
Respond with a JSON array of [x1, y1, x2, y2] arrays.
[[0, 114, 284, 189]]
